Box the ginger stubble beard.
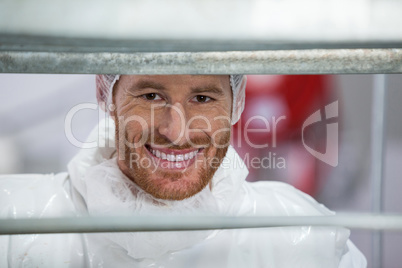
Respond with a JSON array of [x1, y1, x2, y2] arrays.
[[114, 117, 230, 201]]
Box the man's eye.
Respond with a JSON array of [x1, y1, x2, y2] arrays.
[[142, 93, 161, 101], [194, 95, 211, 103]]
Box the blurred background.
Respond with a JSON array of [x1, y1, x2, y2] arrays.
[[0, 74, 401, 266]]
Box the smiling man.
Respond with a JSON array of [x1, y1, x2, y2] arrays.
[[112, 75, 233, 201], [0, 74, 366, 267]]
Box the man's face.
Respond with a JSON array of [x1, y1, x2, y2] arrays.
[[113, 75, 232, 200]]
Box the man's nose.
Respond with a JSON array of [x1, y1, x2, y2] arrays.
[[158, 103, 188, 145]]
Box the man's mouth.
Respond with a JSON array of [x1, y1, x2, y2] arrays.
[[148, 147, 199, 161], [144, 144, 204, 169]]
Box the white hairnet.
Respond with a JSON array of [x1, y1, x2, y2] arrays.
[[96, 74, 247, 125]]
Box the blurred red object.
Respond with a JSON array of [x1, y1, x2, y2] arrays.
[[232, 75, 337, 196]]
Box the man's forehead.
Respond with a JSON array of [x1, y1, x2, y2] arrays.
[[122, 75, 231, 89]]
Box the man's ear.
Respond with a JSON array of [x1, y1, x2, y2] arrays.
[[109, 81, 120, 118], [109, 103, 116, 117]]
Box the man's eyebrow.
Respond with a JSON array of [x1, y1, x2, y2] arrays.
[[133, 80, 166, 90], [191, 85, 225, 96]]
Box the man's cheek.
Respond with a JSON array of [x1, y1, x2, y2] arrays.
[[213, 133, 231, 149], [126, 122, 150, 145], [126, 123, 141, 138], [210, 123, 231, 148]]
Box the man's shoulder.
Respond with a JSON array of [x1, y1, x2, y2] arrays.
[[0, 172, 76, 218], [238, 180, 333, 216]]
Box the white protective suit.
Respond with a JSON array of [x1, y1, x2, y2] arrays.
[[0, 118, 366, 268]]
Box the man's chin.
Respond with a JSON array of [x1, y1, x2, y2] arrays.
[[119, 144, 229, 201], [143, 176, 209, 201]]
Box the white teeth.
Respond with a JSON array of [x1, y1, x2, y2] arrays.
[[188, 151, 198, 159], [149, 147, 199, 162]]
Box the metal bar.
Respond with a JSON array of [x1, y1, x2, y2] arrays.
[[1, 214, 402, 235], [0, 49, 401, 74], [370, 74, 387, 268], [1, 34, 402, 53]]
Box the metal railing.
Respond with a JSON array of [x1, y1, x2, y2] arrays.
[[1, 49, 401, 74], [1, 214, 402, 235]]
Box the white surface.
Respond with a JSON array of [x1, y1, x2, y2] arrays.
[[0, 0, 401, 41]]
